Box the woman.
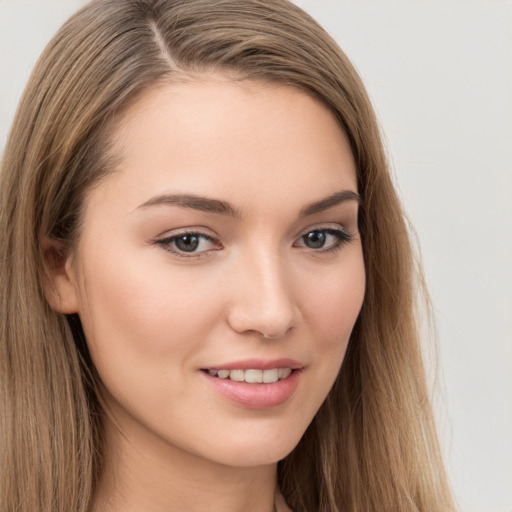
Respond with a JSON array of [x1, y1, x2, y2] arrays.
[[0, 0, 455, 511]]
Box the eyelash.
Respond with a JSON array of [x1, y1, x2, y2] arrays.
[[155, 227, 354, 258], [155, 230, 220, 258], [294, 228, 354, 254]]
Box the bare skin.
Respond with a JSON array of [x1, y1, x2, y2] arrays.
[[48, 75, 365, 512]]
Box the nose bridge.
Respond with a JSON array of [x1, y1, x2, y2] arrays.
[[227, 244, 300, 338]]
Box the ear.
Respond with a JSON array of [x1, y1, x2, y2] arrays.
[[41, 237, 80, 314]]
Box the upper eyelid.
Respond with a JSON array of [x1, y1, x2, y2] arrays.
[[297, 223, 351, 236], [156, 226, 217, 239], [158, 231, 219, 246]]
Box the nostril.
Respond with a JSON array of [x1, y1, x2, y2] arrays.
[[261, 327, 292, 340], [227, 307, 301, 339]]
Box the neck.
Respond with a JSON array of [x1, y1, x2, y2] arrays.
[[91, 416, 285, 512]]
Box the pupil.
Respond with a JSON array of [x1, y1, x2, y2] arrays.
[[304, 231, 326, 249], [176, 235, 199, 252]]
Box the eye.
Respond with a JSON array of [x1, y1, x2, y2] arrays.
[[295, 228, 353, 252], [156, 231, 220, 257]]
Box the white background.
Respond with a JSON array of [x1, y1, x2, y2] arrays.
[[1, 1, 510, 511]]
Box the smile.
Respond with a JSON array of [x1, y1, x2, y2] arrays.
[[202, 367, 301, 409], [206, 368, 292, 383]]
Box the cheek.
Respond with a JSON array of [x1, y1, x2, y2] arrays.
[[296, 247, 365, 398], [75, 248, 223, 372], [303, 251, 365, 347]]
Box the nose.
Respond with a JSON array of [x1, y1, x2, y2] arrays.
[[226, 250, 301, 339]]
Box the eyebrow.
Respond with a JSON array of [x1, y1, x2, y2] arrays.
[[299, 190, 361, 217], [137, 193, 242, 218], [137, 189, 361, 218]]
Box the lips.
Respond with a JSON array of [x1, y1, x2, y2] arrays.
[[201, 358, 303, 409]]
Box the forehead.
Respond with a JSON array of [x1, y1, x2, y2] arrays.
[[95, 76, 357, 214]]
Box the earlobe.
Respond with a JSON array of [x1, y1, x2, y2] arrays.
[[41, 238, 80, 314]]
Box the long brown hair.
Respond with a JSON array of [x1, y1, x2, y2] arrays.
[[0, 1, 455, 511]]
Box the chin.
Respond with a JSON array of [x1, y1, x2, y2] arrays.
[[195, 420, 308, 468]]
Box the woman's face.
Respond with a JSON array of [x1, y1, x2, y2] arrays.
[[57, 76, 365, 468]]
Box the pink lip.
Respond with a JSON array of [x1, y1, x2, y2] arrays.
[[202, 369, 301, 409], [204, 358, 303, 371]]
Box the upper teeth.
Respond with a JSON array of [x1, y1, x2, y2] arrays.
[[207, 368, 292, 383]]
